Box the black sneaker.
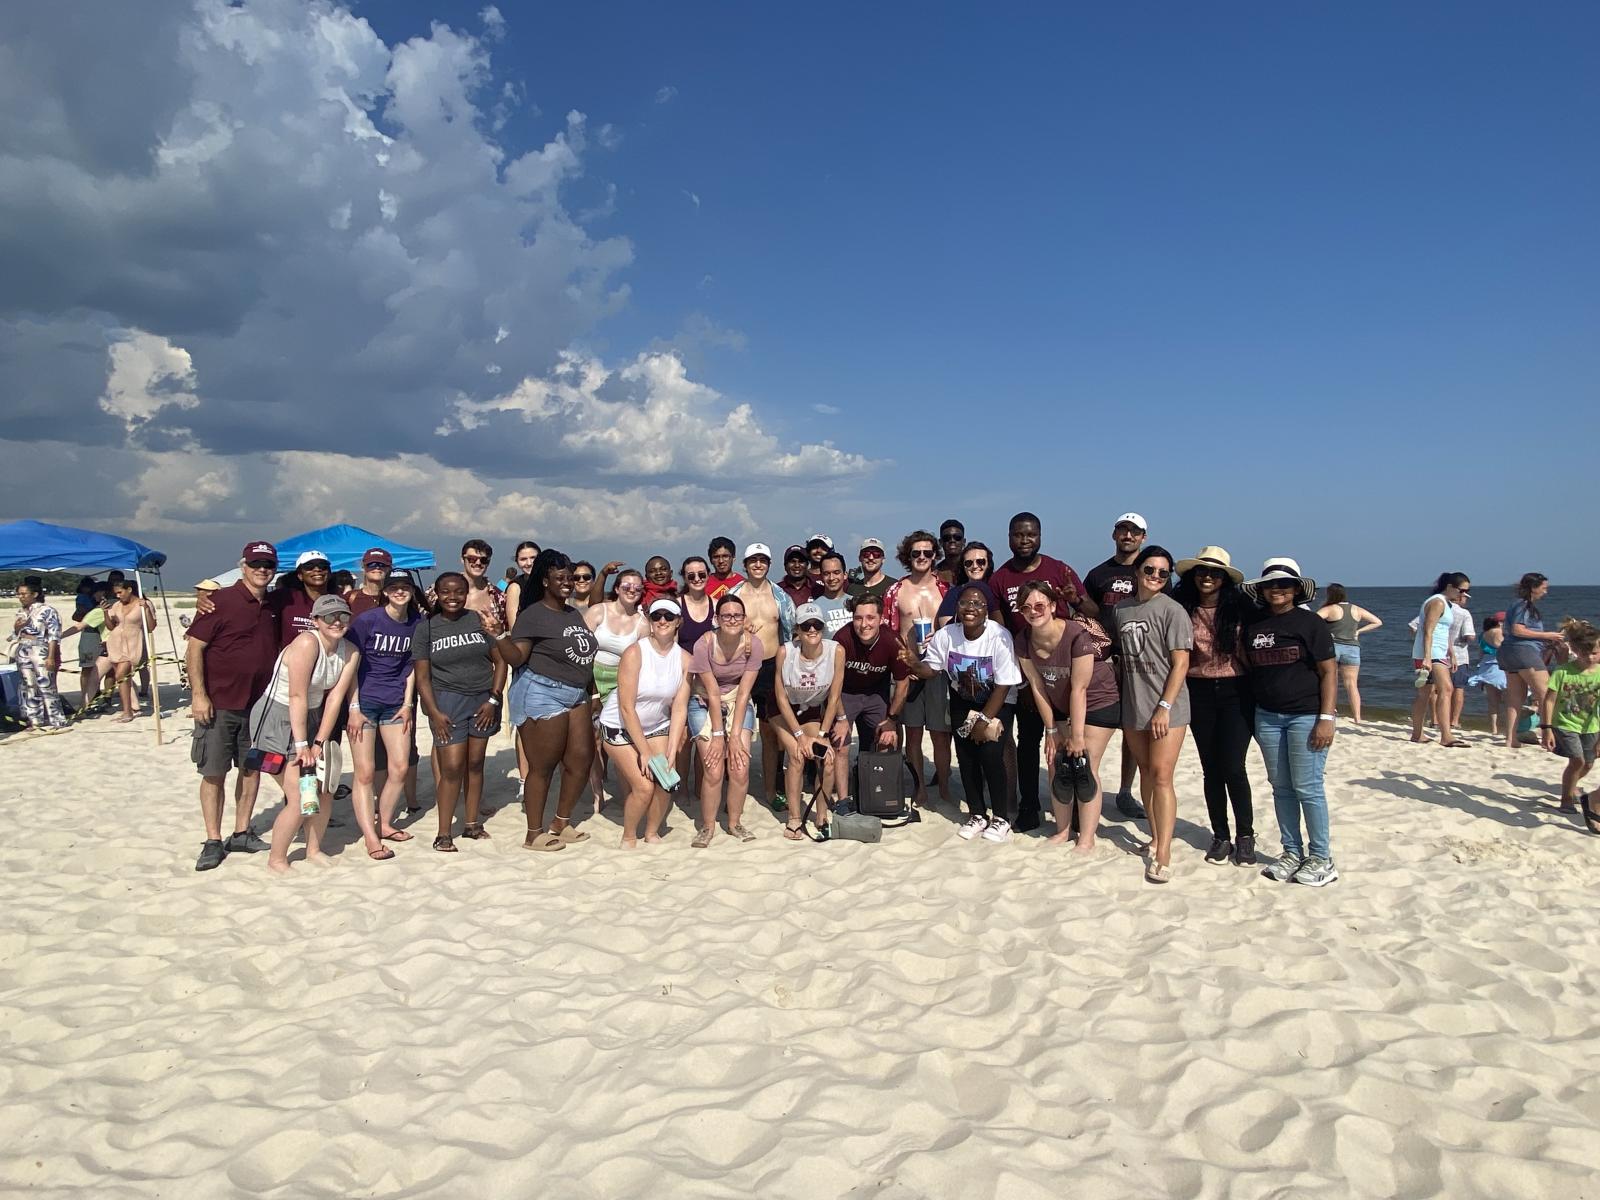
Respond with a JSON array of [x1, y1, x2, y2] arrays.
[[226, 829, 270, 854], [195, 840, 227, 871], [1232, 834, 1257, 865], [1204, 836, 1232, 863], [1116, 790, 1146, 820], [1014, 808, 1041, 834]]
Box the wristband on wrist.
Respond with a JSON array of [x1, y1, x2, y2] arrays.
[[1317, 713, 1337, 722], [711, 729, 725, 737], [1157, 699, 1172, 711]]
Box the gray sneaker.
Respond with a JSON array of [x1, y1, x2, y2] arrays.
[[1261, 850, 1304, 883], [195, 840, 227, 871], [226, 829, 270, 854], [1293, 856, 1339, 887]]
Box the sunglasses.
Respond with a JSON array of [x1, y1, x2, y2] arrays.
[[956, 602, 988, 613], [365, 563, 388, 571], [1261, 580, 1298, 592], [245, 560, 277, 570], [300, 563, 329, 572], [463, 554, 490, 566], [941, 532, 964, 542], [798, 621, 825, 633], [572, 573, 594, 582], [1140, 566, 1172, 579], [1192, 567, 1227, 580], [619, 585, 643, 595], [910, 550, 936, 560], [684, 571, 708, 582], [649, 612, 678, 623], [962, 558, 989, 569], [317, 614, 351, 626]]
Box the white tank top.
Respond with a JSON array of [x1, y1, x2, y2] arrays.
[[593, 609, 643, 668], [265, 635, 351, 708], [600, 640, 686, 732], [781, 644, 835, 710]]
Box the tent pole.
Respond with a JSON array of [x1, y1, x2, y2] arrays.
[[138, 569, 163, 746], [153, 568, 182, 683]]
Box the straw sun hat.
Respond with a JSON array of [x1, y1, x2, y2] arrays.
[[1173, 546, 1244, 585]]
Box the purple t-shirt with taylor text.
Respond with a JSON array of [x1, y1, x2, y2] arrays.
[[346, 607, 421, 706]]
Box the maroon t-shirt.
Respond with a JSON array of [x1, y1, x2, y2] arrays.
[[184, 582, 278, 712], [269, 588, 317, 649], [989, 554, 1085, 634], [834, 626, 909, 696], [346, 589, 384, 618], [778, 575, 821, 607]]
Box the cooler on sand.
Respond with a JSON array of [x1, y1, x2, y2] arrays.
[[0, 664, 22, 725]]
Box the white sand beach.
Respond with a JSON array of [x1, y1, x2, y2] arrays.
[[2, 604, 1598, 1198]]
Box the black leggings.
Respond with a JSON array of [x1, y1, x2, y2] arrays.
[[1012, 694, 1046, 823], [950, 697, 1014, 819], [1187, 677, 1255, 840]]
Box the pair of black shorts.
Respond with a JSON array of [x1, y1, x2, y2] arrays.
[[751, 657, 779, 719], [1085, 701, 1122, 729]]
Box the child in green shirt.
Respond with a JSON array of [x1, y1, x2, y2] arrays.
[[1541, 617, 1600, 831]]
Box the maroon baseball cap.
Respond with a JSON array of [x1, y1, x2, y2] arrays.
[[242, 541, 278, 564], [362, 547, 393, 568]]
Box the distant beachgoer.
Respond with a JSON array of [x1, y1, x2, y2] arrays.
[[11, 576, 69, 732], [1085, 513, 1148, 820], [1540, 618, 1600, 831], [1409, 572, 1471, 748], [1240, 558, 1338, 888], [330, 569, 355, 595], [1113, 546, 1192, 884], [498, 550, 598, 851], [1466, 615, 1507, 736], [1175, 547, 1257, 866], [689, 594, 763, 847], [104, 578, 154, 723], [58, 581, 113, 706], [1315, 584, 1383, 723], [412, 572, 508, 851], [253, 593, 359, 873], [499, 568, 516, 593], [1502, 573, 1565, 748], [601, 597, 690, 847]]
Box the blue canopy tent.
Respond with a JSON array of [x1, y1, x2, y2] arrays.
[[208, 524, 435, 587], [0, 520, 170, 741]]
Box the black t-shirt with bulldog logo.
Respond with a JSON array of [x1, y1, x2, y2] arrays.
[[1242, 607, 1335, 714]]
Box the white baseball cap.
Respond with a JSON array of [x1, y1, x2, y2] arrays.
[[743, 542, 772, 561], [1113, 513, 1148, 532], [859, 537, 886, 554], [295, 549, 331, 569]]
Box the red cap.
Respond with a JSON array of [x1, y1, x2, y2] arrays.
[[242, 541, 278, 563], [363, 547, 393, 568]]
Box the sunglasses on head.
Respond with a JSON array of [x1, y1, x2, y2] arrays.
[[1140, 565, 1172, 579]]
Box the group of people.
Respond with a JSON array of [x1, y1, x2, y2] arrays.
[[11, 515, 1597, 877]]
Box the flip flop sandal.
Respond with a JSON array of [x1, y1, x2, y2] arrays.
[[730, 824, 757, 843], [381, 830, 414, 842], [1582, 793, 1600, 835], [783, 820, 805, 841], [367, 845, 396, 861], [552, 822, 590, 844], [433, 837, 457, 853], [461, 822, 490, 840], [523, 831, 564, 851]]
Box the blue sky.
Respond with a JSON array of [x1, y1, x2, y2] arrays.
[[2, 2, 1595, 584]]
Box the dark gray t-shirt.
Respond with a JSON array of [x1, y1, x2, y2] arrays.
[[411, 611, 495, 695], [509, 602, 597, 688], [1113, 593, 1193, 728]]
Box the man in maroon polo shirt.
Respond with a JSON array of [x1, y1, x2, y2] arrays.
[[184, 540, 281, 871]]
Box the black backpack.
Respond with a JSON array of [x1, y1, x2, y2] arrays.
[[854, 751, 920, 826]]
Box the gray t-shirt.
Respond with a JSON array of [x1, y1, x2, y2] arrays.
[[508, 601, 597, 688], [1113, 593, 1193, 729], [411, 611, 495, 695], [813, 594, 852, 637]]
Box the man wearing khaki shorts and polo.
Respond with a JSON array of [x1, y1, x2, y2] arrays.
[[184, 540, 281, 871]]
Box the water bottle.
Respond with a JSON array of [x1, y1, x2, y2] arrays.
[[299, 772, 320, 816]]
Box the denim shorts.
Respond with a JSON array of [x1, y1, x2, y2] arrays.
[[360, 699, 408, 726], [508, 669, 588, 724], [1333, 643, 1360, 667], [688, 693, 757, 741]]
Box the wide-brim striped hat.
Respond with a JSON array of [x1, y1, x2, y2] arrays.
[[1241, 557, 1317, 605]]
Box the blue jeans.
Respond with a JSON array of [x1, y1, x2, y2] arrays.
[[1254, 709, 1330, 859]]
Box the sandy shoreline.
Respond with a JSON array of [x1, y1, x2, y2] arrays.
[[3, 594, 1599, 1196]]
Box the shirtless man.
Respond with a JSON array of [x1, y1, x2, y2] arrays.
[[731, 543, 796, 807], [1083, 513, 1150, 820], [884, 530, 951, 807], [935, 519, 966, 586]]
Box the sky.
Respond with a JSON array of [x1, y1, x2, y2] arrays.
[[2, 1, 1595, 587]]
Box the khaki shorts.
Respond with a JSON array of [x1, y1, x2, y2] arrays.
[[902, 674, 951, 733]]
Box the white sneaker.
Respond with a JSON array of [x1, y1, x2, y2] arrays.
[[981, 817, 1013, 843], [958, 814, 989, 840]]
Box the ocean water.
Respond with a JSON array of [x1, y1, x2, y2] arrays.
[[1319, 584, 1600, 722]]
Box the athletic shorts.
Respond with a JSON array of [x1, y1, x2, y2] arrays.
[[601, 718, 671, 747], [903, 674, 951, 733], [1333, 643, 1360, 667], [1553, 730, 1598, 764], [751, 657, 779, 719], [593, 662, 621, 701], [246, 698, 325, 758], [1085, 700, 1122, 729], [191, 707, 253, 777], [791, 704, 824, 727], [429, 687, 501, 747], [688, 694, 757, 741], [841, 691, 890, 744], [1413, 658, 1449, 672]]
